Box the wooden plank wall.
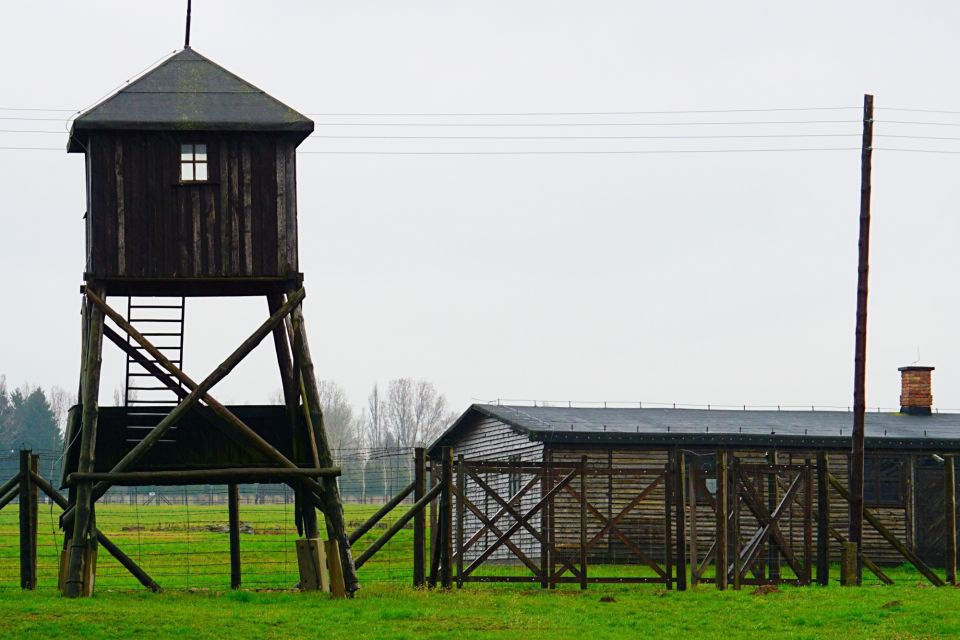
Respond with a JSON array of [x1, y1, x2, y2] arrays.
[[86, 131, 299, 279]]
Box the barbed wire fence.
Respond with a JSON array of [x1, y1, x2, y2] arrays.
[[0, 447, 422, 591]]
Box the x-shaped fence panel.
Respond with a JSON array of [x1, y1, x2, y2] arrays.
[[453, 459, 677, 588]]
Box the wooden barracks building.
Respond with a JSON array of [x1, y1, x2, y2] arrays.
[[430, 366, 960, 569]]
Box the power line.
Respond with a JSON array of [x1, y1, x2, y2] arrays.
[[297, 147, 860, 156], [0, 130, 862, 140], [303, 133, 861, 140], [304, 106, 862, 116], [0, 107, 76, 112], [308, 119, 860, 127]]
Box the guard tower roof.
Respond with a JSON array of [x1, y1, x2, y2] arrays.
[[68, 48, 314, 152]]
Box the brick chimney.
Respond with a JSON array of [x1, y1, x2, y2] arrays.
[[899, 366, 934, 415]]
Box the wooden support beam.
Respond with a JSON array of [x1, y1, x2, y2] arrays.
[[803, 460, 813, 585], [688, 460, 699, 587], [816, 452, 830, 586], [65, 291, 104, 598], [354, 482, 443, 569], [440, 447, 454, 589], [286, 287, 357, 594], [579, 455, 588, 591], [715, 449, 729, 590], [228, 483, 241, 590], [413, 447, 427, 588], [828, 472, 944, 586], [456, 453, 465, 588], [674, 449, 687, 591], [267, 293, 320, 541], [63, 288, 317, 526], [767, 450, 780, 581], [0, 472, 22, 511], [66, 467, 340, 486], [946, 455, 957, 585], [30, 470, 161, 592], [348, 482, 415, 545], [19, 451, 37, 590]]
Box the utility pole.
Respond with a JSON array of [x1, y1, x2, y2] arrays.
[[849, 93, 874, 585]]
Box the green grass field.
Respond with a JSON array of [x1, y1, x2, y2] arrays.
[[0, 502, 958, 639]]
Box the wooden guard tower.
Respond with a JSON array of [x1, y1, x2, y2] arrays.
[[60, 46, 356, 597]]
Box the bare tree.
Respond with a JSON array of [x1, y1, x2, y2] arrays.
[[384, 378, 450, 448], [48, 386, 72, 439], [316, 380, 358, 455]]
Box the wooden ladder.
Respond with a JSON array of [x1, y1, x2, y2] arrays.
[[123, 296, 186, 445]]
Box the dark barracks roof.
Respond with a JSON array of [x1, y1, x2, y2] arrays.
[[429, 404, 960, 453], [68, 48, 314, 152]]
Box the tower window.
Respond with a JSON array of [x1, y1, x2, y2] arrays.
[[180, 143, 208, 182]]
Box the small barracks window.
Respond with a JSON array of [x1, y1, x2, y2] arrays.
[[863, 456, 904, 507], [180, 143, 208, 182]]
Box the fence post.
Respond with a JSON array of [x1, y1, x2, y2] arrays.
[[688, 460, 699, 587], [816, 452, 830, 586], [579, 456, 588, 590], [674, 448, 687, 591], [19, 449, 37, 590], [946, 454, 957, 585], [228, 483, 241, 590], [456, 454, 465, 588], [413, 447, 426, 588], [715, 448, 728, 590], [732, 458, 741, 591], [440, 446, 454, 589]]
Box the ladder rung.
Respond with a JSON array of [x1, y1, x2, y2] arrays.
[[125, 439, 177, 444], [126, 399, 181, 405], [128, 318, 184, 323], [126, 372, 169, 377], [129, 304, 184, 309], [139, 332, 183, 337], [128, 386, 180, 391], [127, 359, 182, 365], [132, 346, 181, 351]]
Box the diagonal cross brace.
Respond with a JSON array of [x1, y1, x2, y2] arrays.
[[561, 483, 667, 578], [62, 288, 313, 527], [735, 471, 805, 579], [461, 469, 542, 551], [464, 467, 578, 577]]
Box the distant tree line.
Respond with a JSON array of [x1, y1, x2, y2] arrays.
[[0, 376, 69, 481], [0, 373, 457, 504]]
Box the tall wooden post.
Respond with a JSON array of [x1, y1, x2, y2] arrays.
[[439, 447, 454, 589], [228, 483, 242, 590], [19, 450, 38, 590], [715, 449, 729, 590], [455, 453, 465, 588], [674, 449, 687, 591], [664, 458, 673, 590], [579, 455, 588, 590], [945, 454, 957, 585], [849, 93, 874, 586], [65, 289, 105, 598], [767, 450, 780, 581], [413, 447, 427, 588], [905, 455, 916, 552], [688, 459, 699, 587], [287, 287, 356, 595], [732, 458, 741, 591], [816, 452, 830, 586], [268, 293, 319, 541]]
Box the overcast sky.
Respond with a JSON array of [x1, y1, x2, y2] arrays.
[[2, 1, 960, 417]]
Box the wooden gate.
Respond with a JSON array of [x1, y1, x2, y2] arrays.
[[688, 456, 814, 587], [453, 458, 679, 587]]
